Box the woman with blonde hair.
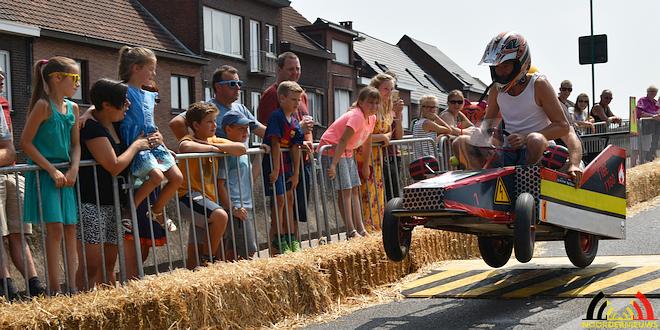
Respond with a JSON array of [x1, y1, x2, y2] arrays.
[[356, 73, 403, 232]]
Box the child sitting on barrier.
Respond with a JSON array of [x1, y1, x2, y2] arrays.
[[262, 81, 304, 254], [318, 87, 378, 239], [177, 102, 246, 269], [218, 110, 258, 260]]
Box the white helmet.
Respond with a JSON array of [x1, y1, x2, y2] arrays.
[[479, 32, 531, 93]]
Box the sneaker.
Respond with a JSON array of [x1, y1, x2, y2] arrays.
[[275, 238, 292, 254], [0, 278, 18, 301], [121, 218, 133, 234], [164, 218, 177, 232], [147, 211, 177, 232], [289, 239, 302, 252]]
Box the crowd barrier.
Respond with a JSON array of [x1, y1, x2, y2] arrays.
[[0, 124, 646, 302]]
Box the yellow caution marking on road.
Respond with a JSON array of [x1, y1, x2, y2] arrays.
[[407, 270, 501, 298], [456, 269, 551, 298], [401, 269, 471, 291], [614, 277, 660, 296], [502, 267, 612, 299], [558, 266, 659, 297]]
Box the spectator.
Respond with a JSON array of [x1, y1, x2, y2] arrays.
[[177, 102, 246, 269], [21, 57, 81, 294], [377, 71, 404, 202], [571, 93, 595, 134], [169, 65, 266, 142], [356, 73, 402, 232], [0, 67, 45, 299], [218, 111, 259, 260], [591, 90, 622, 129], [412, 95, 459, 157], [557, 80, 575, 123], [117, 46, 182, 233], [256, 52, 313, 249], [439, 90, 476, 158], [262, 81, 304, 254], [318, 87, 378, 239], [74, 79, 151, 289], [636, 85, 660, 161]]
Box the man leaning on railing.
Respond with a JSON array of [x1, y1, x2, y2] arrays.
[[636, 85, 660, 162]]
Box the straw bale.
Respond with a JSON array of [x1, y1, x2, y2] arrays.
[[0, 228, 478, 329], [627, 159, 660, 206]]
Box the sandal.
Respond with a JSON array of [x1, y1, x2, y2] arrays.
[[147, 210, 177, 232], [347, 230, 362, 240]]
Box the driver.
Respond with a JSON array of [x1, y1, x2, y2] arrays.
[[458, 32, 583, 183]]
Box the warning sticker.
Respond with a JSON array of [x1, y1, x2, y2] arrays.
[[494, 177, 511, 205], [618, 163, 625, 185]]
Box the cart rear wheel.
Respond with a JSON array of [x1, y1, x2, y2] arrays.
[[382, 198, 412, 262], [478, 236, 513, 268], [513, 193, 536, 263], [564, 230, 599, 268]]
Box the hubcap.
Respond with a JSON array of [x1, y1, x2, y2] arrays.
[[579, 233, 592, 252]]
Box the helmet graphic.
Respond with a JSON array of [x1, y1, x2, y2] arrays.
[[479, 32, 531, 93]]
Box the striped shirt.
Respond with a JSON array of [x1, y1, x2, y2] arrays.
[[412, 118, 437, 157]]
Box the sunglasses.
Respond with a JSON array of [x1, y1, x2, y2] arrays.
[[448, 100, 464, 105], [560, 87, 572, 92], [50, 72, 80, 85], [217, 80, 243, 88]]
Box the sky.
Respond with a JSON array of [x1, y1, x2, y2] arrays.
[[292, 0, 658, 119]]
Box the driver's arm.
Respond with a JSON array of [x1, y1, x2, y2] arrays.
[[560, 126, 583, 167], [535, 77, 570, 140]]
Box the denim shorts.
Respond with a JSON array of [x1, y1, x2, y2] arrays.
[[131, 145, 176, 179], [321, 155, 361, 190]]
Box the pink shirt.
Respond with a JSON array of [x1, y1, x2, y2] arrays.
[[319, 107, 376, 157]]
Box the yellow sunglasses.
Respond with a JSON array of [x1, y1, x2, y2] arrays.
[[49, 72, 80, 85]]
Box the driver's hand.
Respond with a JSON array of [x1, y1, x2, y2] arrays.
[[567, 164, 583, 187], [506, 133, 526, 150]]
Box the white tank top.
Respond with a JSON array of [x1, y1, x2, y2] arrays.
[[496, 73, 551, 135]]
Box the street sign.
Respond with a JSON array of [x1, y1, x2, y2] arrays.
[[579, 34, 608, 64]]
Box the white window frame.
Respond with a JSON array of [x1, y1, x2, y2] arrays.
[[249, 20, 260, 72], [204, 87, 212, 102], [333, 89, 351, 120], [203, 7, 243, 58], [251, 91, 262, 144], [402, 105, 410, 129], [331, 40, 350, 64], [170, 75, 191, 113], [306, 90, 323, 124], [0, 51, 10, 108], [266, 24, 277, 56]]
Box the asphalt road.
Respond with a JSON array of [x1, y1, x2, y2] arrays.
[[305, 205, 660, 330]]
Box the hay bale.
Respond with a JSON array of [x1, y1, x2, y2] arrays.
[[627, 159, 660, 206], [0, 229, 478, 329]]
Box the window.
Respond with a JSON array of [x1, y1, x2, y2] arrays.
[[251, 91, 261, 144], [266, 24, 277, 55], [0, 51, 10, 108], [170, 75, 192, 113], [71, 60, 88, 103], [249, 20, 260, 72], [204, 87, 212, 101], [203, 7, 243, 57], [402, 105, 409, 129], [306, 90, 323, 124], [331, 40, 350, 64], [333, 89, 351, 120]]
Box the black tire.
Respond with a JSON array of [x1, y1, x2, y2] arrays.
[[382, 198, 412, 262], [478, 236, 513, 268], [513, 193, 536, 263], [564, 230, 599, 268]]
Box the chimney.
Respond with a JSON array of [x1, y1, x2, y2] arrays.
[[339, 21, 353, 30]]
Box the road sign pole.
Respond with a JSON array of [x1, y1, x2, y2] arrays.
[[590, 0, 595, 105]]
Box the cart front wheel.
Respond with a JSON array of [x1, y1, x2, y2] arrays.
[[478, 236, 513, 268], [564, 230, 599, 268], [382, 198, 412, 262], [513, 193, 536, 263]]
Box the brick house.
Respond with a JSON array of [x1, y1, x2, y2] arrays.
[[397, 35, 488, 102], [139, 0, 291, 124], [353, 32, 448, 132], [0, 0, 207, 149]]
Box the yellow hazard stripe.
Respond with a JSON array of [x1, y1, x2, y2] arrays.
[[401, 269, 471, 291], [406, 270, 501, 298], [614, 277, 660, 296], [502, 267, 612, 298], [540, 180, 626, 216], [457, 269, 550, 298], [558, 267, 659, 297]]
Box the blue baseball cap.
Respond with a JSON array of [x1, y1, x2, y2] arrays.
[[222, 110, 254, 127]]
